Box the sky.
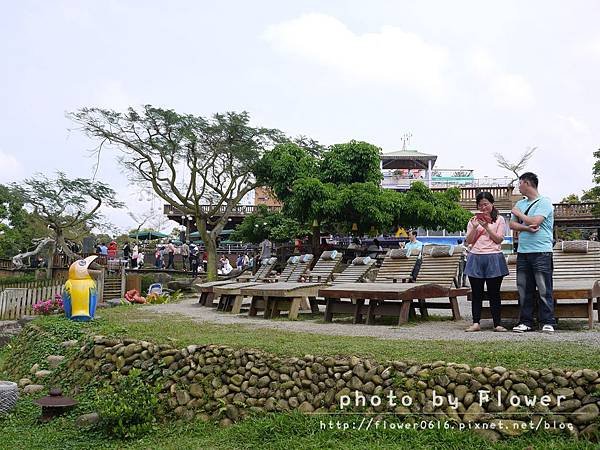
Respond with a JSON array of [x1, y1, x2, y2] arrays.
[[1, 0, 599, 233]]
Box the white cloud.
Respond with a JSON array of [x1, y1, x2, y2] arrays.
[[263, 13, 450, 100], [469, 49, 535, 109], [556, 115, 589, 134], [0, 150, 23, 183]]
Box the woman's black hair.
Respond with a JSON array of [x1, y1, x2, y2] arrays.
[[475, 191, 499, 223]]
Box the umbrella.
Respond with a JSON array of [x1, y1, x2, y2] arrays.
[[128, 231, 168, 240]]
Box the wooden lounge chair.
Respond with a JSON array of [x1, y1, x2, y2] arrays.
[[241, 251, 344, 319], [321, 245, 467, 325], [363, 244, 465, 322], [214, 254, 315, 313], [322, 249, 417, 322], [196, 256, 278, 306], [479, 241, 600, 328], [374, 248, 420, 283]]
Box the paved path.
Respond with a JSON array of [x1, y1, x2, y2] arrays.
[[145, 296, 600, 346]]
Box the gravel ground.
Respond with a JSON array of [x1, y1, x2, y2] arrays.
[[145, 296, 600, 346]]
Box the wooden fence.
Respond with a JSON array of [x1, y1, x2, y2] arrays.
[[0, 280, 63, 320]]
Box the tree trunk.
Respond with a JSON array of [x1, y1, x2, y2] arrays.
[[11, 237, 54, 269], [197, 218, 218, 281], [47, 240, 56, 280], [312, 225, 321, 257], [205, 237, 218, 281]]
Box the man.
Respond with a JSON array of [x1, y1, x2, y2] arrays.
[[180, 241, 190, 271], [99, 243, 108, 256], [259, 238, 272, 259], [403, 231, 424, 280], [509, 172, 555, 333], [403, 231, 423, 256]]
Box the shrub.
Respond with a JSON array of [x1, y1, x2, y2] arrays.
[[94, 369, 160, 439], [32, 294, 64, 315]]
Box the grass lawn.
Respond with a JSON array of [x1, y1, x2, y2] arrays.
[[1, 397, 596, 450], [79, 306, 600, 370], [2, 309, 600, 449]]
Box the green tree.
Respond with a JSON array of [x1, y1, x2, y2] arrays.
[[319, 140, 383, 185], [560, 194, 581, 204], [11, 172, 122, 275], [71, 106, 283, 280], [259, 141, 471, 250], [0, 185, 47, 258], [582, 148, 600, 216], [232, 205, 310, 244], [394, 182, 472, 232]]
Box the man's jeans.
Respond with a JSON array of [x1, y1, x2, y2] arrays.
[[516, 252, 555, 327]]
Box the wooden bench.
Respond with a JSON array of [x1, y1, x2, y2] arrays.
[[474, 241, 600, 328]]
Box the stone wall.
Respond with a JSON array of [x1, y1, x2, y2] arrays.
[[59, 336, 600, 439]]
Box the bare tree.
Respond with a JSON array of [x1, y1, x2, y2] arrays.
[[70, 106, 283, 280], [11, 172, 123, 274], [493, 147, 537, 184]]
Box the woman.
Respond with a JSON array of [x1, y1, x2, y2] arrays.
[[464, 192, 509, 332]]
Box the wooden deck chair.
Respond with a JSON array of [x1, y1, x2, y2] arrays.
[[214, 254, 314, 313], [408, 245, 464, 320], [483, 241, 600, 328], [196, 256, 278, 306], [243, 252, 343, 318], [322, 249, 418, 323], [332, 256, 377, 284], [375, 248, 419, 283]]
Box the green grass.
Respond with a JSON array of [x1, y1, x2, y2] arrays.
[[0, 397, 595, 450], [50, 306, 600, 370], [2, 312, 600, 449]]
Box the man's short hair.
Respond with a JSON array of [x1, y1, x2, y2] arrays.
[[410, 231, 418, 237], [519, 172, 539, 188]]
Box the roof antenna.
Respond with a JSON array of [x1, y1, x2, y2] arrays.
[[401, 132, 412, 151]]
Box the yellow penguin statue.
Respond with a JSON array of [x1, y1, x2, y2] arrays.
[[63, 256, 99, 321]]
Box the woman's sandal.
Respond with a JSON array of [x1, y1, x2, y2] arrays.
[[494, 326, 508, 332], [465, 324, 481, 332]]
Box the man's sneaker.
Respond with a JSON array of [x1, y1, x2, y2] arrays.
[[512, 324, 532, 333], [542, 324, 555, 333]]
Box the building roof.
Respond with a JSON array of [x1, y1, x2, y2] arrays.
[[380, 149, 438, 170]]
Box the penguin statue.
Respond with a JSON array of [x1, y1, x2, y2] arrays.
[[63, 255, 99, 321]]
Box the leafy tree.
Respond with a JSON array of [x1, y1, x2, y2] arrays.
[[319, 140, 382, 185], [259, 142, 470, 249], [582, 148, 600, 216], [0, 185, 47, 258], [71, 106, 283, 280], [493, 146, 537, 184], [560, 194, 581, 204], [232, 205, 310, 243], [11, 172, 123, 274], [394, 182, 472, 232]]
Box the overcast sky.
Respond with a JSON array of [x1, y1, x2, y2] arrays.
[[1, 1, 599, 232]]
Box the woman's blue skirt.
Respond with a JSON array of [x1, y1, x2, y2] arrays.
[[464, 253, 509, 279]]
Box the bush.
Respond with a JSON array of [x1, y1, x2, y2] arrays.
[[0, 274, 36, 285], [94, 369, 160, 439]]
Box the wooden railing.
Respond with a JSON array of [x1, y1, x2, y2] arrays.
[[164, 204, 283, 217]]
